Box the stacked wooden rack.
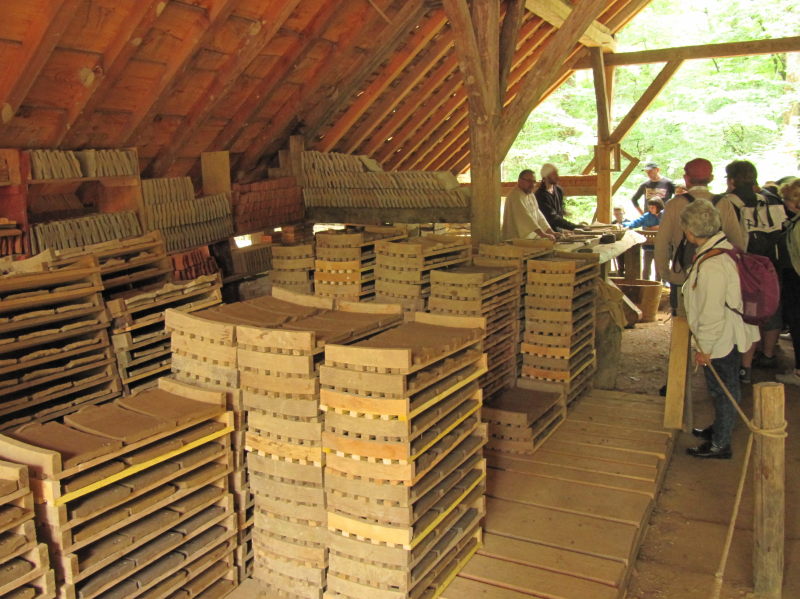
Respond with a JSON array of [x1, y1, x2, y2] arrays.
[[0, 256, 120, 430], [0, 379, 237, 599], [271, 244, 315, 294], [521, 252, 600, 408], [0, 460, 55, 599], [320, 312, 488, 599], [314, 227, 406, 302]]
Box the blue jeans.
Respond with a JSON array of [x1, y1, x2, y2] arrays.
[[703, 349, 741, 448]]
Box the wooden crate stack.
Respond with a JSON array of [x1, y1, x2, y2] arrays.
[[0, 256, 120, 430], [314, 227, 406, 302], [320, 312, 488, 599], [477, 241, 553, 375], [428, 264, 520, 400], [107, 275, 222, 395], [0, 460, 55, 598], [0, 378, 238, 599], [374, 235, 471, 311], [271, 244, 315, 294], [521, 252, 600, 408], [231, 178, 304, 235]]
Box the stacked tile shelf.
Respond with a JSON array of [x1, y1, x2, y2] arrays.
[[521, 251, 601, 408], [271, 244, 315, 295], [107, 275, 222, 395], [0, 378, 237, 599], [320, 312, 488, 599], [0, 459, 55, 598], [313, 226, 406, 302], [0, 255, 120, 430], [374, 235, 471, 311]]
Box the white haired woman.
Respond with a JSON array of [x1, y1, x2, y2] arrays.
[[681, 199, 760, 459]]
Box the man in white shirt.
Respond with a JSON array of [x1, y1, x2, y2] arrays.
[[501, 170, 557, 241]]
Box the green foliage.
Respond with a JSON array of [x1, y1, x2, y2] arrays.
[[502, 0, 800, 222]]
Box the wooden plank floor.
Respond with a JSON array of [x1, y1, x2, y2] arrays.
[[442, 389, 675, 599]]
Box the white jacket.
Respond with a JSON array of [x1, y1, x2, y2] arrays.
[[682, 232, 760, 358], [502, 187, 550, 240]]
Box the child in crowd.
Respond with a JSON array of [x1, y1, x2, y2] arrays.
[[612, 205, 629, 226], [627, 198, 664, 280]]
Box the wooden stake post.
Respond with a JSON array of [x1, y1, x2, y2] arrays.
[[752, 382, 785, 599]]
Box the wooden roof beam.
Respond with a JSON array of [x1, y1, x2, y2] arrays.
[[499, 0, 527, 98], [573, 36, 800, 68], [315, 8, 444, 152], [525, 0, 616, 50], [144, 0, 301, 177], [1, 0, 78, 125]]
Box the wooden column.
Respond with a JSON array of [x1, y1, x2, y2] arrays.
[[590, 47, 613, 223], [753, 382, 785, 598]]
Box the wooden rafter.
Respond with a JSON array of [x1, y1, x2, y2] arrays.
[[499, 0, 527, 100], [0, 0, 77, 125], [302, 1, 429, 145], [590, 48, 610, 141], [525, 0, 615, 49], [604, 0, 653, 32], [54, 0, 164, 147], [144, 0, 301, 176], [119, 0, 240, 146], [315, 9, 444, 152]]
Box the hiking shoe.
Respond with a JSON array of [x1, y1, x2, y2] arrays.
[[753, 352, 778, 369], [776, 371, 800, 386], [738, 367, 751, 384]]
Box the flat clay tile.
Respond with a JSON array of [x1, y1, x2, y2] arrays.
[[79, 533, 131, 568], [121, 509, 179, 543], [5, 586, 35, 599], [118, 390, 223, 426], [77, 558, 136, 597], [0, 531, 26, 560], [64, 461, 126, 492], [65, 404, 171, 444], [121, 438, 182, 466], [117, 463, 180, 492], [176, 422, 226, 445], [169, 443, 223, 470], [184, 561, 228, 595], [196, 579, 235, 599], [70, 484, 131, 519], [127, 531, 183, 567], [131, 552, 184, 587], [72, 507, 129, 543], [171, 463, 227, 491], [0, 558, 33, 587], [126, 486, 175, 515], [170, 506, 224, 536], [0, 506, 24, 528], [168, 486, 223, 515], [175, 525, 226, 559], [138, 571, 188, 599], [0, 479, 18, 497], [9, 422, 121, 469]]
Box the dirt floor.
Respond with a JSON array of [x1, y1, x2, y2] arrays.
[[622, 297, 799, 599]]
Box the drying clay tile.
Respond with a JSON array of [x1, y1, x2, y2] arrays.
[[63, 461, 126, 493], [62, 337, 101, 352], [0, 531, 26, 559], [0, 478, 17, 497], [182, 541, 230, 576], [11, 308, 55, 321], [127, 531, 183, 567], [166, 590, 190, 599], [32, 381, 72, 399], [174, 526, 226, 559], [77, 558, 136, 598], [56, 302, 94, 313], [93, 579, 138, 599], [126, 486, 175, 515], [137, 571, 188, 599], [183, 561, 228, 595], [169, 443, 223, 471], [170, 506, 224, 536], [121, 438, 182, 466], [195, 579, 235, 599], [9, 422, 121, 469], [117, 463, 180, 493], [61, 320, 98, 332], [131, 552, 184, 587], [0, 506, 24, 529], [64, 404, 170, 444], [120, 510, 179, 544], [168, 486, 223, 515], [171, 462, 227, 492], [19, 348, 57, 362], [118, 390, 223, 426], [18, 328, 58, 340], [175, 422, 226, 445], [72, 507, 129, 543], [70, 484, 132, 520], [5, 586, 35, 599], [0, 558, 33, 586]]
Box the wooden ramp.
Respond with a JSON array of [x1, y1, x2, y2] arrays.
[[441, 389, 675, 599]]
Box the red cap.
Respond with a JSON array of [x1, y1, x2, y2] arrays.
[[684, 158, 712, 180]]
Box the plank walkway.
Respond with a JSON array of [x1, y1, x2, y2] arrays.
[[441, 388, 675, 599]]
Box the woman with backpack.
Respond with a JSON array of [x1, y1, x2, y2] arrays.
[[680, 199, 760, 459], [776, 177, 800, 386]]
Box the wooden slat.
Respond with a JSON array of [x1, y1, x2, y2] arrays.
[[663, 315, 691, 429]]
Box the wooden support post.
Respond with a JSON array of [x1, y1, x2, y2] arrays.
[[663, 316, 690, 430], [595, 144, 614, 223], [288, 136, 305, 186], [590, 48, 613, 223], [752, 382, 785, 599]]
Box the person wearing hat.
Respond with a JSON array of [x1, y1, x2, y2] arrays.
[[535, 163, 579, 232], [631, 162, 675, 215]]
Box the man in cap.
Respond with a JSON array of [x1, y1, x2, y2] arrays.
[[535, 163, 578, 232], [631, 162, 675, 215], [501, 169, 558, 240]]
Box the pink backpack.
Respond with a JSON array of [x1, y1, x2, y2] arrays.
[[695, 247, 780, 326]]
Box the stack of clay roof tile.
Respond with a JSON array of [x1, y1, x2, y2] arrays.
[[0, 255, 120, 430], [320, 312, 487, 599], [30, 212, 143, 255], [232, 178, 304, 235], [0, 378, 237, 599], [141, 178, 233, 253], [374, 235, 471, 311], [313, 226, 406, 302], [0, 460, 55, 599], [271, 244, 315, 294], [230, 244, 271, 278]]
